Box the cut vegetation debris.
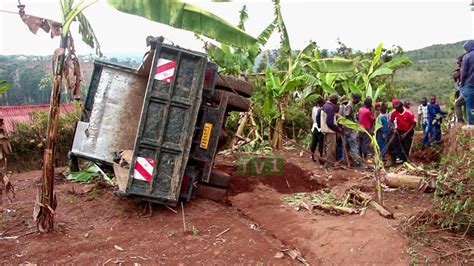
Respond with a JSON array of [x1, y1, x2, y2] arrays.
[[283, 188, 393, 218], [66, 163, 114, 184]]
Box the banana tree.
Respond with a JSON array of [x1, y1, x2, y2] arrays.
[[299, 44, 411, 102], [264, 42, 316, 149], [352, 44, 411, 101], [203, 5, 276, 75], [18, 0, 101, 233], [107, 0, 257, 49], [338, 117, 385, 203]]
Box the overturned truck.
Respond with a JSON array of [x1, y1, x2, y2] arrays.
[[69, 36, 252, 205]]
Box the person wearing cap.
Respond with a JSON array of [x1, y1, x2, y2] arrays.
[[321, 94, 341, 167], [389, 102, 416, 166], [342, 93, 362, 167]]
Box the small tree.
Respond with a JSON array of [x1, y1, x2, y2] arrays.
[[337, 117, 385, 203], [18, 0, 101, 233]]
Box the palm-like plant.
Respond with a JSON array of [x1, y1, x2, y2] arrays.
[[203, 5, 276, 75], [19, 0, 102, 233]]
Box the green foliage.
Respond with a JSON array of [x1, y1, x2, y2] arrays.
[[107, 0, 257, 49], [433, 132, 473, 234], [204, 6, 276, 75], [0, 80, 9, 95], [67, 163, 102, 183], [0, 55, 93, 105], [393, 41, 465, 103], [7, 106, 80, 172], [60, 0, 101, 55], [283, 102, 311, 139]]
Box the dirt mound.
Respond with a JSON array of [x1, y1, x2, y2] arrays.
[[410, 146, 440, 163], [219, 162, 323, 196], [442, 124, 472, 156]]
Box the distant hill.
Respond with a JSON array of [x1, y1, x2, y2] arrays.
[[0, 54, 139, 106], [393, 41, 466, 104]]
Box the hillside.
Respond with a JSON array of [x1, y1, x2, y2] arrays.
[[394, 41, 466, 104], [0, 55, 139, 106]]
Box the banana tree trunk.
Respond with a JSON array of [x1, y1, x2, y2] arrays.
[[272, 97, 287, 150], [272, 118, 283, 149], [230, 112, 249, 147], [34, 37, 67, 232]]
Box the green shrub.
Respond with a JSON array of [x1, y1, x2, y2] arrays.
[[7, 105, 80, 172], [283, 102, 311, 140], [433, 131, 473, 234]]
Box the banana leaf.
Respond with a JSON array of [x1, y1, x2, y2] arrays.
[[373, 84, 385, 102], [107, 0, 257, 49], [306, 58, 355, 73], [67, 164, 101, 183], [369, 68, 393, 79], [368, 43, 383, 76], [380, 55, 412, 70]]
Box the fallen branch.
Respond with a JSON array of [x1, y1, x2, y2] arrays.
[[181, 202, 186, 232], [351, 189, 393, 219], [215, 228, 230, 238], [313, 202, 359, 215], [437, 247, 473, 259]]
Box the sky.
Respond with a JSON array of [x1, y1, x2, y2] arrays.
[[0, 0, 473, 57]]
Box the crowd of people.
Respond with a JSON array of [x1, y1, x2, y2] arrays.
[[309, 40, 474, 168], [310, 93, 443, 168]]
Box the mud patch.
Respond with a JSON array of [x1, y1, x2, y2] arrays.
[[216, 162, 323, 196]]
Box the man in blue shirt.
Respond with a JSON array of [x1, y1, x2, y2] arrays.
[[426, 95, 447, 146], [460, 40, 474, 126]]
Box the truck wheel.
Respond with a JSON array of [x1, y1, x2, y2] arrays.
[[212, 90, 250, 112], [215, 74, 253, 97], [207, 169, 231, 188], [196, 183, 227, 201]]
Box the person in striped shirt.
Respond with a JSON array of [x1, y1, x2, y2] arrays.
[[418, 97, 429, 145]]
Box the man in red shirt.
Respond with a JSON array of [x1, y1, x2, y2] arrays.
[[388, 102, 416, 166], [358, 97, 375, 158]]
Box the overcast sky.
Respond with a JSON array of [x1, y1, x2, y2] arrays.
[[0, 0, 473, 56]]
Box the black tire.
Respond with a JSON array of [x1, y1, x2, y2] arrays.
[[212, 90, 250, 112], [196, 183, 227, 202], [215, 74, 253, 97], [207, 169, 231, 188]]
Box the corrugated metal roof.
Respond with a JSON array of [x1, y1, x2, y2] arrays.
[[0, 104, 76, 133]]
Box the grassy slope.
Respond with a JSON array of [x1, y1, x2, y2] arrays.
[[394, 41, 466, 104]]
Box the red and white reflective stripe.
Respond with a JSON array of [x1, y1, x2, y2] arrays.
[[154, 58, 176, 83], [134, 157, 156, 182]]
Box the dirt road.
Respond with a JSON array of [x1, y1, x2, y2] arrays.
[[1, 152, 433, 264]]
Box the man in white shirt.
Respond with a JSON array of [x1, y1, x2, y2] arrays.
[[310, 98, 325, 161]]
